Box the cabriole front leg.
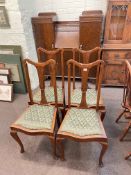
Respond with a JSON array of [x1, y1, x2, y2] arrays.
[[10, 130, 24, 153]]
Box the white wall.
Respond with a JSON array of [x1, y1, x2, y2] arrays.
[[33, 0, 108, 20], [0, 0, 27, 55], [0, 0, 108, 89], [17, 0, 39, 89], [0, 0, 39, 89]]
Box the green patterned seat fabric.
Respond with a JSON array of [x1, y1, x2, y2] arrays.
[[59, 108, 102, 136], [15, 105, 55, 130], [71, 89, 102, 106], [33, 87, 63, 103]]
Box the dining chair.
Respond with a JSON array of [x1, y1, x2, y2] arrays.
[[125, 152, 131, 160], [56, 59, 108, 167], [116, 60, 131, 160], [10, 58, 59, 158], [33, 47, 65, 117], [116, 60, 131, 124], [68, 47, 105, 120]]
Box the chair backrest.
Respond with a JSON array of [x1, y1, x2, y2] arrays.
[[37, 47, 64, 89], [123, 60, 131, 110], [73, 47, 102, 64], [72, 47, 102, 90], [23, 58, 58, 107], [67, 59, 104, 110]]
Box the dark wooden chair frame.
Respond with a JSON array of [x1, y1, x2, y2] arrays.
[[116, 60, 131, 123], [116, 60, 131, 160], [70, 47, 106, 118], [56, 59, 108, 167], [37, 47, 65, 109], [10, 59, 59, 158]]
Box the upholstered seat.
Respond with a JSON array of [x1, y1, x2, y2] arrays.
[[14, 104, 55, 130], [59, 108, 102, 136], [33, 86, 63, 104], [71, 88, 103, 106]]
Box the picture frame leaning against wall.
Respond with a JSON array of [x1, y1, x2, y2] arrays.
[[0, 6, 10, 28]]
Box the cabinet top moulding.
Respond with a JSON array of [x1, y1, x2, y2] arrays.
[[108, 0, 131, 2], [32, 12, 57, 23], [38, 12, 57, 17]]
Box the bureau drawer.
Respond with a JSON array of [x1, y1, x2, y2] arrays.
[[102, 50, 131, 60], [103, 59, 125, 86]]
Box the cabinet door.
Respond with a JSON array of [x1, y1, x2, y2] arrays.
[[103, 59, 125, 85], [123, 4, 131, 42], [79, 19, 102, 50], [105, 1, 128, 43], [32, 18, 55, 50]]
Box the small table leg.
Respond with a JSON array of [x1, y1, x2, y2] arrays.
[[125, 152, 131, 160]]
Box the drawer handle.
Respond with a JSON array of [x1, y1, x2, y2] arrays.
[[80, 44, 83, 49], [114, 54, 120, 59]]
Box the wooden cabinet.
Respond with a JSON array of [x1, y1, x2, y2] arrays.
[[32, 13, 56, 49], [79, 11, 103, 78], [31, 11, 103, 77], [102, 49, 131, 85], [79, 11, 103, 50], [103, 59, 125, 85], [103, 0, 131, 86]]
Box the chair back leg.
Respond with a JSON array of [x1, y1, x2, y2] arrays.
[[120, 121, 131, 141], [99, 142, 108, 167]]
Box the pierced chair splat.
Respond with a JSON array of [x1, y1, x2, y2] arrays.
[[10, 58, 59, 158], [56, 59, 108, 167], [70, 47, 105, 117], [33, 47, 65, 110]]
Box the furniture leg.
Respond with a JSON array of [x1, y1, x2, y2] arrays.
[[10, 130, 24, 153], [99, 142, 108, 167], [56, 137, 65, 161], [61, 108, 66, 120], [49, 135, 57, 160], [100, 110, 106, 121], [56, 110, 61, 128], [116, 109, 126, 123], [120, 121, 131, 141], [125, 152, 131, 160]]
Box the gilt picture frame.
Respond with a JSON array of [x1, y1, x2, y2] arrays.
[[0, 84, 13, 102], [0, 6, 10, 28]]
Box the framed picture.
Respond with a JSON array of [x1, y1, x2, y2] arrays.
[[0, 6, 10, 28], [0, 62, 5, 68], [0, 74, 9, 84], [0, 68, 10, 75], [0, 45, 22, 55], [0, 53, 27, 93], [5, 63, 20, 82], [0, 84, 13, 102]]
